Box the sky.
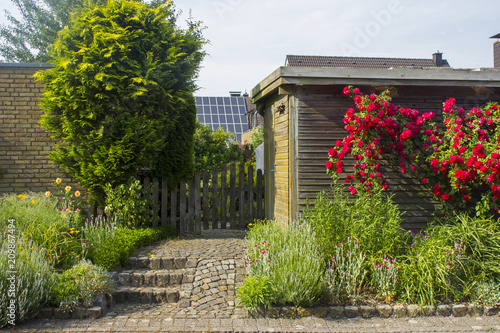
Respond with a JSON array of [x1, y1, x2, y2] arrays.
[[1, 0, 499, 96]]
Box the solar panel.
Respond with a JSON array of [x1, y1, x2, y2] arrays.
[[195, 95, 249, 142]]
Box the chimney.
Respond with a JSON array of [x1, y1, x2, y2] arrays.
[[491, 33, 500, 68], [433, 51, 444, 67]]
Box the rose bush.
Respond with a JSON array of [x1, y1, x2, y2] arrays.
[[327, 86, 500, 216]]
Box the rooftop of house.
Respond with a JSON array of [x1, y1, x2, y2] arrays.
[[285, 53, 450, 69]]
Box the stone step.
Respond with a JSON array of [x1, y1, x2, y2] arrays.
[[113, 286, 182, 304], [110, 269, 195, 287], [125, 256, 199, 270]]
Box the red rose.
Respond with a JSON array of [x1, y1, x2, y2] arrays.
[[326, 161, 334, 170], [328, 148, 337, 158], [463, 195, 470, 201], [343, 87, 351, 95]]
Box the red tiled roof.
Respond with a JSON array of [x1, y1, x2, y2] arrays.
[[285, 55, 450, 68]]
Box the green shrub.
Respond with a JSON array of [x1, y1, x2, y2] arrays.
[[89, 225, 177, 270], [237, 275, 276, 311], [0, 236, 55, 327], [470, 278, 500, 306], [0, 192, 82, 268], [50, 259, 115, 312], [104, 177, 158, 228], [243, 220, 325, 307], [304, 183, 407, 262]]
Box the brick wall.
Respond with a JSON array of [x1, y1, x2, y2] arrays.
[[0, 63, 83, 196]]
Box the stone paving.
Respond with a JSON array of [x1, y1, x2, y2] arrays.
[[5, 229, 500, 333]]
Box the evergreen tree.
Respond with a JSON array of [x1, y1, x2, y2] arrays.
[[35, 0, 206, 204]]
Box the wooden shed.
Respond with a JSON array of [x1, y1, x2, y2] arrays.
[[251, 63, 500, 229]]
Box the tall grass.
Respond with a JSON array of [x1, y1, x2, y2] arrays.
[[304, 185, 407, 263]]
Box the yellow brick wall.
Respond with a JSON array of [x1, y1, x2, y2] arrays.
[[0, 64, 83, 196]]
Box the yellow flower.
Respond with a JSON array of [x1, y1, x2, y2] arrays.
[[31, 200, 37, 204], [17, 194, 26, 200], [75, 230, 80, 234], [65, 186, 71, 192], [70, 231, 74, 234], [70, 228, 74, 230], [61, 214, 66, 219], [45, 191, 51, 198], [74, 191, 81, 197], [55, 178, 62, 184]]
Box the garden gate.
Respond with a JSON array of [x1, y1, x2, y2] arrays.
[[142, 163, 264, 234]]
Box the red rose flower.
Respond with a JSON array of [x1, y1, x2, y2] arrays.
[[326, 161, 334, 170]]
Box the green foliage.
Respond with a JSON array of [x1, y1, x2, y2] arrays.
[[104, 177, 158, 228], [194, 122, 246, 171], [470, 278, 500, 306], [0, 236, 55, 327], [50, 259, 115, 312], [243, 220, 325, 307], [304, 180, 407, 262], [88, 225, 177, 270], [0, 0, 106, 62], [0, 192, 82, 268], [35, 0, 206, 205], [237, 275, 276, 311], [249, 126, 264, 148]]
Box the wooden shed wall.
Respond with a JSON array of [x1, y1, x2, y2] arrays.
[[295, 85, 500, 230], [271, 95, 291, 222]]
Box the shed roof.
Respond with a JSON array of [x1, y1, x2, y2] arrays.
[[285, 55, 450, 69], [251, 66, 500, 104]]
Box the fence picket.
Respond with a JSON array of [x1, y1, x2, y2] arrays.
[[188, 177, 195, 232], [203, 170, 209, 230], [171, 187, 177, 229], [195, 171, 201, 235], [180, 182, 186, 233], [229, 163, 236, 229], [239, 163, 245, 229], [221, 164, 227, 229], [152, 177, 159, 227], [256, 169, 263, 219], [248, 164, 253, 224], [161, 179, 168, 226], [211, 166, 218, 228]]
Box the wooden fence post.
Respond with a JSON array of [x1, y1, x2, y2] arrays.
[[239, 163, 245, 229], [161, 179, 168, 226], [256, 169, 263, 219], [229, 163, 236, 229], [171, 186, 177, 230], [248, 164, 253, 224], [203, 170, 209, 230], [211, 166, 219, 229], [221, 164, 227, 229], [152, 177, 159, 227], [180, 182, 186, 233], [188, 177, 195, 232], [195, 170, 201, 235]]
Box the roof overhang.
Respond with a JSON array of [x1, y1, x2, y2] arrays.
[[251, 66, 500, 105]]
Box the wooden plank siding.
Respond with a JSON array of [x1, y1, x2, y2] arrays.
[[294, 85, 500, 229], [272, 95, 290, 222]]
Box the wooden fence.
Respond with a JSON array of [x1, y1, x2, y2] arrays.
[[142, 163, 264, 234]]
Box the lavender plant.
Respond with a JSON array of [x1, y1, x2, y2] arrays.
[[325, 236, 366, 305], [372, 255, 398, 302]]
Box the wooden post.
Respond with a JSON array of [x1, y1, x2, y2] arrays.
[[152, 177, 159, 227], [144, 177, 150, 220], [188, 177, 195, 233], [211, 166, 218, 229], [239, 163, 245, 229], [180, 182, 186, 233], [229, 163, 236, 229], [220, 164, 227, 229], [170, 187, 177, 230], [256, 169, 263, 220], [161, 179, 168, 226], [203, 170, 209, 230], [195, 170, 201, 235], [248, 164, 254, 224]]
